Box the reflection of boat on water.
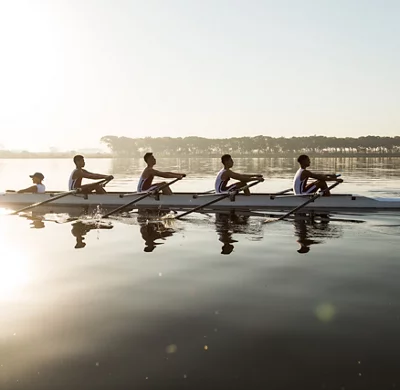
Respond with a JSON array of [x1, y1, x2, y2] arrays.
[[137, 211, 176, 252], [12, 205, 360, 255], [17, 209, 113, 248], [293, 213, 343, 254]]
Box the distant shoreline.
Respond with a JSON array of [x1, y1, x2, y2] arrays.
[[1, 152, 400, 159]]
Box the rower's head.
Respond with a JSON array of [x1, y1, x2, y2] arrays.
[[144, 152, 156, 166], [297, 154, 310, 168], [29, 172, 44, 184], [221, 154, 233, 168], [73, 155, 85, 168]]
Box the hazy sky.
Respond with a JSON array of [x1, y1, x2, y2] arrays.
[[0, 0, 399, 151]]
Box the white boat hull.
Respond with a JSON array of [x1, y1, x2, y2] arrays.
[[1, 191, 400, 211]]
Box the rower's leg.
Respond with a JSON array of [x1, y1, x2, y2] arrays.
[[80, 183, 106, 194], [161, 186, 172, 195], [307, 180, 330, 196], [95, 185, 107, 194], [318, 181, 330, 196], [158, 182, 172, 195], [237, 181, 250, 196]]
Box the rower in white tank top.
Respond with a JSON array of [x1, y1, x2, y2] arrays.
[[215, 169, 237, 193], [68, 169, 80, 190], [293, 168, 317, 195]]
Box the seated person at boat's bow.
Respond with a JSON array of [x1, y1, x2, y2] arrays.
[[69, 155, 113, 194], [215, 154, 263, 195], [137, 152, 186, 195], [18, 172, 46, 193], [293, 155, 342, 196]]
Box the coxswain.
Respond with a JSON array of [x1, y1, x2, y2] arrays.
[[18, 172, 46, 193]]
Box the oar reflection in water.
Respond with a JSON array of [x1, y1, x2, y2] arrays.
[[137, 211, 176, 252], [293, 213, 343, 254]]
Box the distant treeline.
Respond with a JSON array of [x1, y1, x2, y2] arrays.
[[101, 135, 400, 157], [0, 151, 111, 159]]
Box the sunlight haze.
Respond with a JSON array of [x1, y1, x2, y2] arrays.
[[0, 0, 399, 151]]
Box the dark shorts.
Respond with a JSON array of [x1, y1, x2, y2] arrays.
[[217, 183, 238, 194]]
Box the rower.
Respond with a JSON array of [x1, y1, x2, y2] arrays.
[[215, 154, 263, 196], [293, 155, 342, 196], [69, 155, 114, 194], [137, 152, 185, 195], [18, 172, 46, 193]]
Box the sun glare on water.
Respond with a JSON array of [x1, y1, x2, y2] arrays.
[[0, 228, 29, 299]]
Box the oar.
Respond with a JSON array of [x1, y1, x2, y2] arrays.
[[264, 181, 342, 224], [119, 191, 140, 198], [9, 178, 111, 215], [273, 188, 293, 195], [173, 179, 264, 220], [192, 189, 216, 198], [193, 187, 292, 199], [11, 189, 79, 215], [102, 177, 183, 218]]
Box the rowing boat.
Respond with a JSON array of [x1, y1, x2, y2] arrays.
[[1, 191, 400, 211]]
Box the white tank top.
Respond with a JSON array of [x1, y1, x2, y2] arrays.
[[36, 183, 46, 193], [215, 169, 229, 193], [293, 168, 306, 195], [68, 169, 78, 190], [137, 174, 154, 192]]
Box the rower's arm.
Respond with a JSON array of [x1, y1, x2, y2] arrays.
[[18, 185, 38, 193], [81, 169, 112, 180], [229, 171, 263, 181], [152, 169, 186, 179], [306, 171, 339, 181]]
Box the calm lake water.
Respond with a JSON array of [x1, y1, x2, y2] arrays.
[[1, 157, 400, 390]]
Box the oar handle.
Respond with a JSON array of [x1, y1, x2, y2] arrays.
[[192, 190, 216, 198], [273, 188, 293, 195], [102, 176, 183, 218]]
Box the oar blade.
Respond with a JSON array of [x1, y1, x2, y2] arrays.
[[263, 217, 280, 224]]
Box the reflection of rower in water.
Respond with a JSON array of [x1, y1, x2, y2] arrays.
[[215, 212, 250, 255], [293, 213, 342, 254], [137, 152, 185, 195], [71, 220, 113, 249], [293, 214, 322, 254], [137, 211, 175, 252]]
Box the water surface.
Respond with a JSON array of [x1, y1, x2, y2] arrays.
[[0, 157, 399, 390]]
